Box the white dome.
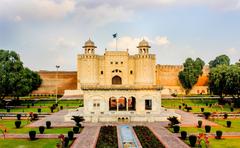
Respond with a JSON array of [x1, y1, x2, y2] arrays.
[[83, 39, 96, 48], [137, 39, 151, 48]]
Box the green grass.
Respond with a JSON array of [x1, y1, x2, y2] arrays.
[[170, 119, 240, 133], [0, 107, 58, 113], [0, 120, 73, 134], [0, 139, 60, 148], [19, 100, 83, 107], [162, 98, 240, 113], [184, 138, 240, 148]]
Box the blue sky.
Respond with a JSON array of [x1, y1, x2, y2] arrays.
[[0, 0, 240, 71]]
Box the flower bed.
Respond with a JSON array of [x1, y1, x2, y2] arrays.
[[96, 126, 118, 148], [133, 126, 165, 148]]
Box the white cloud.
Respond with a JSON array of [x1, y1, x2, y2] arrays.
[[107, 36, 170, 54], [0, 0, 75, 21], [154, 36, 170, 46]]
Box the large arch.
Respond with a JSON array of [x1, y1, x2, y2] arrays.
[[128, 96, 136, 111], [118, 96, 127, 111], [109, 97, 117, 110], [112, 75, 122, 85]]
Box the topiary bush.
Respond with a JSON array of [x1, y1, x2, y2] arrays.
[[181, 131, 187, 140], [46, 121, 51, 129], [201, 108, 204, 112], [16, 114, 21, 120], [38, 108, 41, 113], [189, 135, 197, 147], [227, 121, 231, 128], [68, 131, 74, 140], [179, 105, 182, 109], [173, 125, 180, 133], [6, 108, 10, 112], [216, 130, 223, 139], [29, 131, 36, 140], [230, 107, 234, 112], [205, 125, 211, 133], [15, 120, 21, 128], [33, 113, 38, 120], [198, 120, 202, 128], [203, 112, 211, 119], [39, 126, 45, 134], [224, 113, 228, 119], [73, 126, 80, 134], [64, 137, 69, 147], [60, 106, 63, 110]]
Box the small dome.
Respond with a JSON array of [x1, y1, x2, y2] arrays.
[[137, 39, 151, 48], [83, 39, 96, 48]]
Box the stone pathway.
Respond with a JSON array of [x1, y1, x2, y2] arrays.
[[176, 110, 219, 127], [71, 125, 101, 148], [147, 123, 190, 148], [27, 110, 74, 127]]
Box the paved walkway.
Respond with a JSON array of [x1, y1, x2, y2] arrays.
[[27, 110, 74, 127], [71, 125, 101, 148], [176, 110, 219, 127], [147, 123, 190, 148]]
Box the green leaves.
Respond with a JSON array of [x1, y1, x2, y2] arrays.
[[0, 49, 42, 99], [209, 54, 230, 69], [178, 57, 205, 94]]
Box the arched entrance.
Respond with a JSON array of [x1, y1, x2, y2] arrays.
[[112, 75, 122, 85], [118, 97, 127, 111], [109, 97, 117, 110], [128, 96, 136, 111]]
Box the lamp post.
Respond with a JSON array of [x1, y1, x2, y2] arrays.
[[56, 65, 60, 104]]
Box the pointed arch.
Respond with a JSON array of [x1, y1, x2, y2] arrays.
[[112, 75, 122, 85]]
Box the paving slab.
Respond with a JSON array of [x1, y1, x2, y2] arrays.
[[176, 110, 219, 127], [147, 123, 190, 148], [71, 125, 100, 148]]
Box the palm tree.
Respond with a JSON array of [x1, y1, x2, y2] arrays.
[[71, 116, 85, 127]]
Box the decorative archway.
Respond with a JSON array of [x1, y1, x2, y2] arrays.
[[109, 97, 117, 110], [128, 96, 136, 111], [118, 97, 127, 111], [112, 75, 122, 85]]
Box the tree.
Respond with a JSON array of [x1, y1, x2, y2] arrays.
[[209, 55, 230, 68], [178, 58, 205, 94], [0, 49, 42, 101]]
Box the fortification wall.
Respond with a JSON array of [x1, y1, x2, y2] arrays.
[[32, 71, 77, 95]]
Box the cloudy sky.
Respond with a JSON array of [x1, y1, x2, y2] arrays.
[[0, 0, 240, 71]]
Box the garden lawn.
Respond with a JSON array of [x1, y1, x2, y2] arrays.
[[162, 98, 240, 113], [184, 138, 240, 148], [0, 107, 57, 113], [0, 139, 60, 148], [170, 120, 240, 133], [0, 120, 73, 134], [19, 100, 83, 107]]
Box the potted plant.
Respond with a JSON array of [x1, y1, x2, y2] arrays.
[[16, 114, 21, 120], [73, 126, 80, 134], [46, 121, 51, 129], [39, 126, 45, 134], [205, 125, 211, 133], [68, 131, 74, 140], [29, 131, 36, 140], [216, 130, 223, 139], [189, 135, 197, 147], [226, 121, 231, 128], [203, 112, 211, 119], [181, 131, 187, 140], [71, 116, 85, 127], [198, 120, 202, 128], [15, 120, 21, 128], [173, 125, 180, 133]]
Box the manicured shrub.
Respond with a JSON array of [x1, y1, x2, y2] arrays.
[[223, 113, 228, 119], [38, 108, 41, 113], [15, 120, 21, 128], [33, 114, 38, 120], [198, 120, 202, 128], [189, 135, 197, 147], [60, 106, 63, 110], [27, 104, 30, 108], [230, 107, 234, 112], [186, 107, 192, 112], [203, 112, 211, 119], [181, 131, 187, 140], [17, 114, 21, 120], [227, 121, 231, 128], [73, 126, 80, 134], [179, 105, 182, 109], [46, 121, 51, 129], [209, 104, 212, 107], [173, 125, 180, 133], [216, 130, 222, 139], [182, 103, 185, 106], [29, 131, 36, 140], [68, 131, 74, 140], [206, 103, 208, 106], [32, 103, 34, 106], [39, 126, 45, 134], [6, 108, 10, 112], [205, 125, 211, 133], [201, 108, 204, 112], [64, 137, 69, 147]]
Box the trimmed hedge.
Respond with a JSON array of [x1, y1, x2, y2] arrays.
[[96, 126, 118, 148]]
